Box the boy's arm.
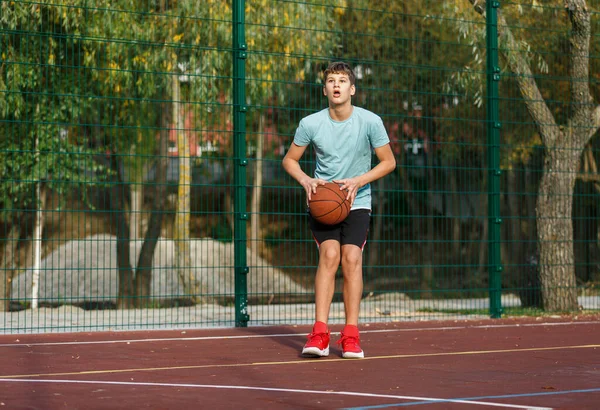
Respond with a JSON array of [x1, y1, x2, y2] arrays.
[[334, 143, 396, 204], [282, 143, 326, 200]]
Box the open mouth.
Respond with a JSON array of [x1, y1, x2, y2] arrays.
[[333, 91, 341, 97]]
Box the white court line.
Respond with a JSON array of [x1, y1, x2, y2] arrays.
[[0, 320, 597, 348], [0, 378, 552, 410]]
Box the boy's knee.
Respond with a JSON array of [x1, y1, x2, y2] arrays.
[[320, 247, 341, 267], [341, 252, 362, 270]]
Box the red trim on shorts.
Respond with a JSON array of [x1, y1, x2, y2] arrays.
[[312, 233, 321, 248], [360, 237, 367, 251]]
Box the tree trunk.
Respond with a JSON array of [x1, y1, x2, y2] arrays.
[[134, 103, 170, 307], [536, 145, 580, 311], [31, 185, 46, 309], [449, 166, 461, 256], [130, 145, 143, 242], [421, 155, 435, 299], [172, 76, 201, 303], [110, 153, 135, 309], [0, 223, 20, 312], [130, 187, 143, 239], [477, 192, 488, 277], [250, 114, 264, 254]]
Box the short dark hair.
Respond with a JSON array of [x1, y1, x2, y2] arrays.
[[324, 61, 356, 85]]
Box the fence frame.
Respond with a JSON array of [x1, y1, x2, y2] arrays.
[[233, 0, 249, 327], [486, 0, 503, 318]]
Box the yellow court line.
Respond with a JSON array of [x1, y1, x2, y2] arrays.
[[1, 344, 598, 380]]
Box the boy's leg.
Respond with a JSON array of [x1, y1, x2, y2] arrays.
[[302, 239, 340, 357], [337, 210, 370, 359], [315, 240, 341, 323], [338, 247, 365, 358], [340, 244, 363, 325]]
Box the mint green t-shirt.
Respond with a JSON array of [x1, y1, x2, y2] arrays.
[[293, 106, 390, 210]]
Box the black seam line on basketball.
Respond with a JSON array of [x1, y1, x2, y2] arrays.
[[318, 185, 346, 201], [311, 205, 345, 218], [311, 205, 347, 223], [309, 199, 350, 219], [322, 187, 345, 200], [1, 344, 597, 379], [310, 199, 349, 205], [310, 202, 345, 211], [311, 197, 346, 204]]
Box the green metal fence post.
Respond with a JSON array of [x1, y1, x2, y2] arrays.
[[486, 0, 503, 318], [233, 0, 249, 327]]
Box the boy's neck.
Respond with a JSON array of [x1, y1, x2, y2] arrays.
[[328, 103, 354, 122]]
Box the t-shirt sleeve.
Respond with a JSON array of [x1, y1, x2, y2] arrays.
[[370, 116, 390, 148], [293, 119, 311, 147]]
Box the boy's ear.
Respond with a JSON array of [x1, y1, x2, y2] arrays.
[[350, 84, 356, 96]]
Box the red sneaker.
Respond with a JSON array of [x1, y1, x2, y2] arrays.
[[337, 325, 364, 359], [302, 321, 330, 357]]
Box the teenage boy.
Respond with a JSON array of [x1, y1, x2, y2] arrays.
[[282, 61, 396, 358]]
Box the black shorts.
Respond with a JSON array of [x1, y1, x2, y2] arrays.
[[309, 209, 371, 249]]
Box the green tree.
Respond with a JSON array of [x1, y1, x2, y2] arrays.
[[462, 0, 599, 311], [78, 0, 167, 308], [0, 2, 108, 310], [81, 0, 233, 306]]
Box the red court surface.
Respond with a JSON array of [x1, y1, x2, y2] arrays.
[[0, 315, 598, 409]]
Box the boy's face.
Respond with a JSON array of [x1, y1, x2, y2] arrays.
[[323, 72, 355, 105]]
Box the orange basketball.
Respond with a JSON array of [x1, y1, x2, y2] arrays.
[[309, 182, 351, 225]]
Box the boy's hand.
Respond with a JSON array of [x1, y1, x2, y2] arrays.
[[333, 178, 361, 205], [301, 178, 327, 201]]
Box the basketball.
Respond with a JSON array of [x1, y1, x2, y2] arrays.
[[308, 182, 351, 225]]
